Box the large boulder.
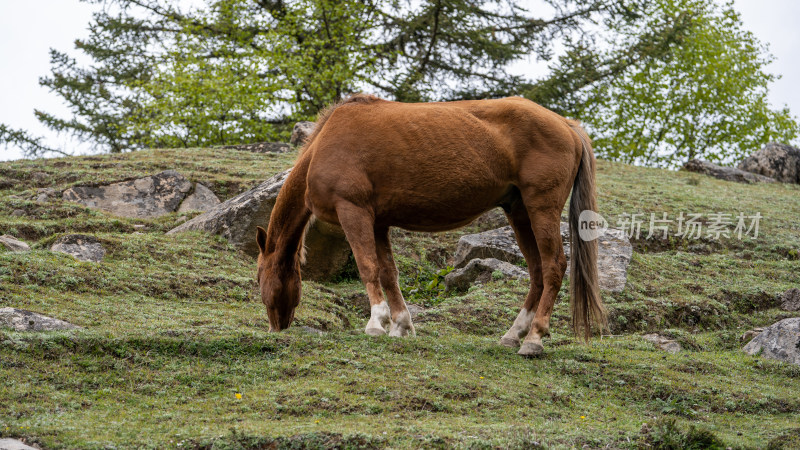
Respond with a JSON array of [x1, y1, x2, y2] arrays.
[[453, 227, 523, 268], [444, 258, 529, 292], [167, 169, 352, 281], [452, 224, 632, 292], [50, 234, 105, 262], [0, 235, 30, 252], [682, 159, 776, 183], [290, 121, 316, 147], [62, 170, 198, 218], [738, 142, 800, 184], [743, 317, 800, 366], [177, 183, 221, 213], [0, 307, 80, 331]]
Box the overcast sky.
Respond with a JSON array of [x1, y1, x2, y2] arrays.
[[1, 1, 798, 161]]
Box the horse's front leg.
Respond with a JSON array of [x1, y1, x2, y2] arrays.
[[335, 201, 391, 336], [375, 228, 415, 337]]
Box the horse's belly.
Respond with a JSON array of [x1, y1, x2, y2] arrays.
[[374, 183, 512, 231]]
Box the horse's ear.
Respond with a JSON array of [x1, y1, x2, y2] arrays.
[[256, 226, 267, 253]]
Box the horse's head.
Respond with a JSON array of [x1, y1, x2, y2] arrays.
[[256, 226, 301, 332]]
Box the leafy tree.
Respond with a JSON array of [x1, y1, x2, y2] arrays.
[[3, 0, 638, 155], [2, 0, 796, 167], [535, 0, 798, 167]]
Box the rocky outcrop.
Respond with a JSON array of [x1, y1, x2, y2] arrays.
[[743, 317, 800, 365], [177, 183, 221, 213], [0, 235, 30, 252], [36, 187, 60, 203], [444, 258, 529, 292], [223, 142, 291, 153], [63, 170, 192, 218], [290, 121, 316, 147], [642, 333, 682, 353], [682, 159, 776, 183], [50, 234, 105, 262], [0, 307, 80, 331], [167, 169, 352, 281], [781, 288, 800, 312], [738, 143, 800, 184], [452, 224, 632, 292], [453, 227, 522, 268]]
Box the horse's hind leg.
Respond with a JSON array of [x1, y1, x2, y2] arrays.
[[499, 202, 544, 348], [519, 204, 567, 357], [375, 228, 415, 337], [335, 201, 391, 336]]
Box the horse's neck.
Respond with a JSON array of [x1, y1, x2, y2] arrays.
[[266, 158, 312, 262]]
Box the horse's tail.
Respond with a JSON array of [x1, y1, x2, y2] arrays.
[[567, 122, 607, 341]]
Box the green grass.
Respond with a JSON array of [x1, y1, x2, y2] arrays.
[[1, 148, 799, 448]]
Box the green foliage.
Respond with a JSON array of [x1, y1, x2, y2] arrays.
[[399, 257, 453, 306], [2, 0, 639, 155], [554, 0, 799, 167]]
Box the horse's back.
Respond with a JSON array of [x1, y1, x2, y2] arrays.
[[303, 97, 580, 230]]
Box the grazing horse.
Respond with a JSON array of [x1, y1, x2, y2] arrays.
[[255, 94, 606, 356]]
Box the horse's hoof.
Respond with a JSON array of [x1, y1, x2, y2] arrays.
[[499, 336, 520, 348], [518, 342, 544, 357], [365, 327, 386, 336]]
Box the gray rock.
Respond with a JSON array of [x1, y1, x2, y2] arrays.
[[0, 307, 80, 331], [62, 170, 193, 218], [167, 169, 352, 281], [781, 288, 800, 312], [743, 317, 800, 365], [453, 227, 523, 268], [36, 187, 59, 203], [738, 142, 800, 184], [642, 333, 682, 353], [290, 121, 316, 147], [0, 439, 38, 450], [472, 208, 509, 230], [453, 224, 632, 292], [11, 209, 25, 217], [177, 183, 221, 213], [682, 159, 776, 183], [50, 234, 105, 262], [223, 142, 291, 153], [0, 235, 30, 252], [444, 258, 529, 292]]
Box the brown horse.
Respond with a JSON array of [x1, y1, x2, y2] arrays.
[[256, 94, 606, 356]]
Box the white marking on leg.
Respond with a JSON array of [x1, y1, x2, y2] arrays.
[[388, 310, 413, 337], [500, 308, 535, 346], [365, 301, 390, 335]]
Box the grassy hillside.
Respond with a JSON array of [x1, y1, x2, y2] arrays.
[[1, 148, 799, 449]]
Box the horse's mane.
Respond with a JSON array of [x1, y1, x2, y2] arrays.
[[298, 93, 382, 156]]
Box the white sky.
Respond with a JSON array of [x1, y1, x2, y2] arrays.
[[1, 0, 798, 162]]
